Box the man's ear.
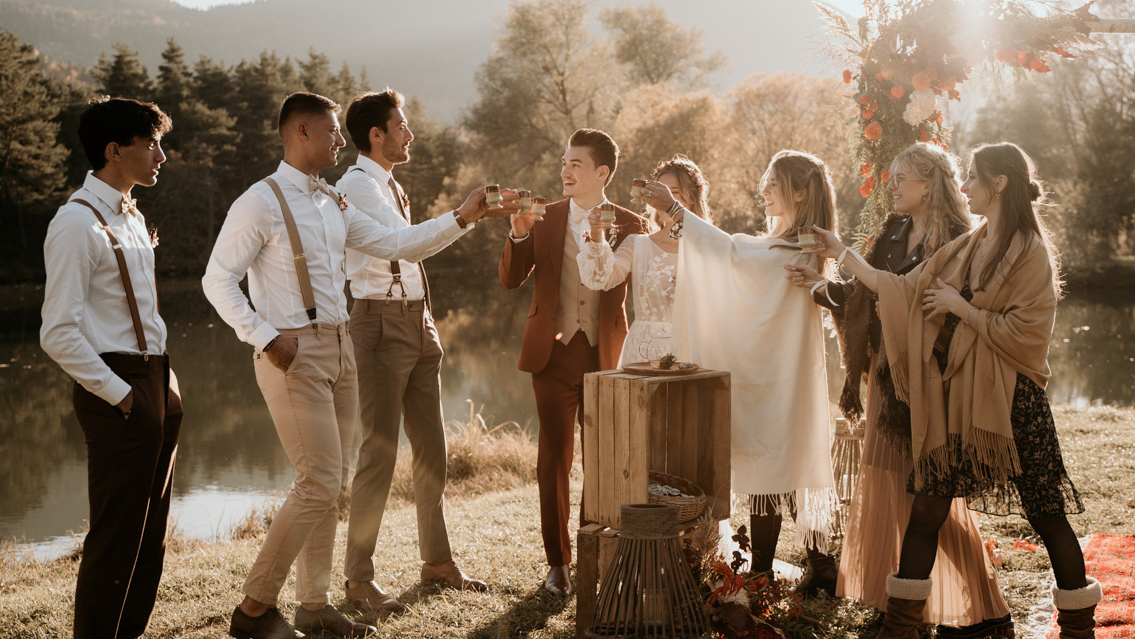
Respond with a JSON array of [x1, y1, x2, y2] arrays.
[[296, 120, 309, 140], [104, 141, 121, 165], [597, 165, 610, 184], [370, 125, 384, 148]]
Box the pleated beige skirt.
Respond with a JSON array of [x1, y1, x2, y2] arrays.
[[836, 351, 1010, 626]]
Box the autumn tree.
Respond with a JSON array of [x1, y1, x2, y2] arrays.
[[464, 0, 619, 195], [600, 3, 726, 88]]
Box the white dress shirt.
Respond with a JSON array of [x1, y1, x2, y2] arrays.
[[40, 173, 167, 404], [338, 155, 426, 301], [202, 161, 468, 350]]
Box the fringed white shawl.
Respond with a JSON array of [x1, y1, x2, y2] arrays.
[[672, 213, 837, 551]]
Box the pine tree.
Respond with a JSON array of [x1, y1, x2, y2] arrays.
[[92, 43, 153, 101], [156, 38, 191, 149], [0, 31, 70, 254]]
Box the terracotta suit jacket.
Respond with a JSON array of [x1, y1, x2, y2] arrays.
[[499, 198, 647, 374]]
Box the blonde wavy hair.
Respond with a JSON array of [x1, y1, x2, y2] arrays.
[[889, 143, 971, 255]]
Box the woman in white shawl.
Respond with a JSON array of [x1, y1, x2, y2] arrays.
[[671, 150, 839, 593]]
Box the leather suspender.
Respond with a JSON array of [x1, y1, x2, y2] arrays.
[[73, 199, 149, 357], [386, 177, 432, 312], [262, 177, 318, 322]]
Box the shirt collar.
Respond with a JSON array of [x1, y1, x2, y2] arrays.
[[353, 154, 394, 186], [81, 172, 126, 214], [276, 160, 318, 193]]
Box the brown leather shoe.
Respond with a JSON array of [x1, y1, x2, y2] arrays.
[[229, 606, 305, 639], [294, 604, 376, 638], [543, 565, 573, 597], [344, 579, 405, 613], [421, 559, 488, 591]]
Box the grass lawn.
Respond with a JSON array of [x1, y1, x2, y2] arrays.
[[2, 404, 1132, 638]]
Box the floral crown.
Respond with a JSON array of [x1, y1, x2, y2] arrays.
[[653, 154, 706, 195]]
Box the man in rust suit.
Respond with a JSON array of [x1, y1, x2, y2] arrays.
[[498, 128, 646, 596]]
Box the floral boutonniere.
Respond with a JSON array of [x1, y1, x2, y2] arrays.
[[337, 193, 349, 212], [401, 193, 411, 217], [148, 223, 160, 248]]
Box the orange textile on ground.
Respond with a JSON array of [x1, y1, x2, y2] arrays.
[[1049, 534, 1135, 639]]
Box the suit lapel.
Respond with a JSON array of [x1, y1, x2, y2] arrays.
[[544, 200, 570, 284]]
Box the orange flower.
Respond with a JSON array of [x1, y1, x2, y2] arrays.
[[880, 67, 894, 81], [912, 72, 932, 91], [936, 112, 944, 124], [890, 85, 905, 99], [1017, 51, 1029, 67], [1029, 58, 1044, 70], [859, 94, 870, 105], [881, 169, 890, 184], [859, 182, 873, 198], [918, 128, 930, 142], [843, 69, 853, 84], [948, 88, 961, 100], [862, 108, 874, 120], [860, 163, 872, 177], [864, 121, 883, 140]]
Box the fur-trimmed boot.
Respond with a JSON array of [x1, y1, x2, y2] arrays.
[[1052, 577, 1103, 639], [875, 573, 932, 639]]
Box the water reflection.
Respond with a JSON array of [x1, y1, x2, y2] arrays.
[[1, 274, 1132, 557]]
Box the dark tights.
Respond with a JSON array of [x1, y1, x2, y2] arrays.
[[897, 494, 1087, 590]]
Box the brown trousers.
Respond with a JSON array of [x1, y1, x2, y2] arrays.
[[345, 299, 451, 583], [72, 353, 183, 639], [532, 331, 599, 566]]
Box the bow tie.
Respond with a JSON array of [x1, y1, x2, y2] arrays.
[[570, 204, 598, 225], [120, 197, 139, 217], [308, 176, 335, 198]]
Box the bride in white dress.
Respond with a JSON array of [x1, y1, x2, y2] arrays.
[[576, 155, 712, 367]]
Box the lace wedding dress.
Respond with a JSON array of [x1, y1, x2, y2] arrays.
[[577, 234, 678, 368]]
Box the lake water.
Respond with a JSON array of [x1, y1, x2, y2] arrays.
[[2, 273, 1133, 560]]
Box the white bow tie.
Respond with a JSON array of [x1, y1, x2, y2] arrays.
[[308, 176, 335, 198], [570, 204, 598, 225], [120, 197, 139, 217]]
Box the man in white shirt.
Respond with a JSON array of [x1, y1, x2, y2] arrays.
[[336, 89, 486, 614], [40, 97, 181, 639], [203, 92, 508, 639]]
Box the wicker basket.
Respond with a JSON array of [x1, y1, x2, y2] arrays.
[[647, 471, 707, 523]]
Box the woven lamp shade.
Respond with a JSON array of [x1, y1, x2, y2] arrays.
[[585, 504, 709, 639]]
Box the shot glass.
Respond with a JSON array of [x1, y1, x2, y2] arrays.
[[630, 178, 647, 205], [530, 196, 546, 221], [485, 184, 502, 210]]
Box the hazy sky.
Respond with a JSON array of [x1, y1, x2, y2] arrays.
[[173, 0, 868, 16]]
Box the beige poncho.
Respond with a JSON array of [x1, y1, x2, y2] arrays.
[[672, 213, 837, 550], [876, 222, 1057, 489]]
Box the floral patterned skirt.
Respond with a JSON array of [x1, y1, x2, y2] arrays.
[[908, 373, 1084, 518]]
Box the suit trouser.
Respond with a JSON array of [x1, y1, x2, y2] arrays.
[[531, 331, 599, 567], [73, 353, 183, 639], [243, 323, 356, 606], [345, 298, 451, 583]]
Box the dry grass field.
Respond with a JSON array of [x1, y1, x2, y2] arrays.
[[1, 404, 1131, 638]]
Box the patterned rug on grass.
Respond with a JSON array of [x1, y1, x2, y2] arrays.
[[1048, 534, 1135, 639]]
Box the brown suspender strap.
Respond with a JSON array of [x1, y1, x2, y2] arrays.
[[384, 177, 432, 312], [73, 199, 149, 355], [262, 177, 317, 322]]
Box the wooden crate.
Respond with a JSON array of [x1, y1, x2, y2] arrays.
[[581, 369, 731, 529]]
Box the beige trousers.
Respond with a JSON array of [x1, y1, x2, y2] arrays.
[[243, 323, 356, 606], [345, 298, 451, 583]]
